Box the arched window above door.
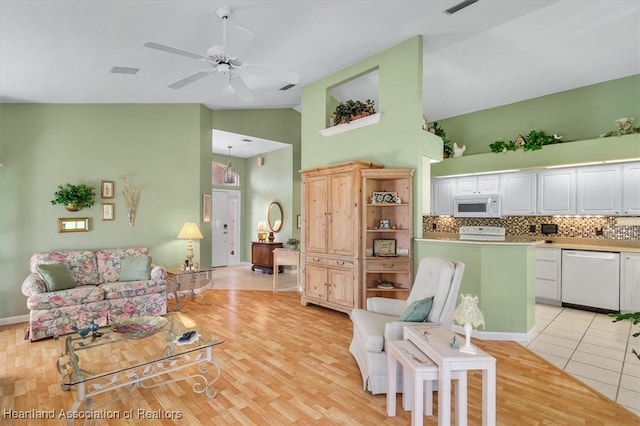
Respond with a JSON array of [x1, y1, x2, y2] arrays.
[[212, 162, 239, 186]]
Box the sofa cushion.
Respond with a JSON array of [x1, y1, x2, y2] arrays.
[[399, 297, 433, 322], [36, 263, 75, 292], [30, 250, 99, 285], [101, 279, 166, 300], [26, 285, 105, 310], [119, 256, 152, 281], [96, 247, 150, 283], [350, 308, 397, 353]]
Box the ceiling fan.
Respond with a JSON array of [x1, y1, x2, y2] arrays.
[[143, 6, 299, 102]]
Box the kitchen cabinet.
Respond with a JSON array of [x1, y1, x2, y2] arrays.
[[537, 169, 576, 215], [576, 165, 622, 215], [301, 160, 382, 314], [361, 168, 414, 304], [501, 172, 537, 216], [251, 242, 283, 274], [621, 252, 640, 313], [431, 177, 455, 215], [535, 247, 561, 305], [455, 174, 500, 196], [623, 162, 640, 215]]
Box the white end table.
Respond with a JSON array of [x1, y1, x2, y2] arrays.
[[272, 248, 300, 292], [404, 325, 496, 426], [387, 339, 466, 426]]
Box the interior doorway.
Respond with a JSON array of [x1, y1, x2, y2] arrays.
[[212, 189, 241, 267]]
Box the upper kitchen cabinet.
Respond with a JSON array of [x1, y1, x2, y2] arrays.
[[537, 169, 576, 215], [623, 162, 640, 215], [455, 174, 500, 196], [576, 165, 622, 215], [501, 172, 537, 216], [431, 178, 456, 215]]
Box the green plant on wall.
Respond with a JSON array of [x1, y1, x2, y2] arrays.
[[332, 99, 376, 125], [51, 183, 96, 211], [430, 121, 454, 158]]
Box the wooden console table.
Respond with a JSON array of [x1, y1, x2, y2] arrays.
[[251, 241, 283, 274]]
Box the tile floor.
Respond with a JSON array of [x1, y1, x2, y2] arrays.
[[526, 304, 640, 416], [214, 265, 640, 415]]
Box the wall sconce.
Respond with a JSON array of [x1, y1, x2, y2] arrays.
[[257, 156, 265, 166]]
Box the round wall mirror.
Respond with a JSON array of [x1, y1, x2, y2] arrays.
[[268, 201, 283, 232]]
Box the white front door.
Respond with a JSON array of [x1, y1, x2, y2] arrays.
[[212, 190, 241, 267]]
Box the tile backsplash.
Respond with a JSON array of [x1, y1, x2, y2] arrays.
[[423, 216, 640, 240]]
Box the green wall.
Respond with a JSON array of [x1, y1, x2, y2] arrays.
[[301, 36, 441, 234], [438, 74, 640, 155], [0, 104, 207, 319]]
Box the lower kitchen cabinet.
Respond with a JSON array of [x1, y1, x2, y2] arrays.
[[621, 252, 640, 313], [535, 247, 561, 305]]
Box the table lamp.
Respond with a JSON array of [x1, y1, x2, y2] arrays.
[[256, 220, 268, 242], [452, 294, 485, 354], [177, 222, 203, 265]]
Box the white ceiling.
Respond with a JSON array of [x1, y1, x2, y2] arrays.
[[1, 1, 638, 156]]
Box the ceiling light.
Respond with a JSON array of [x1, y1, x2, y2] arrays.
[[445, 0, 479, 15], [224, 145, 236, 184]]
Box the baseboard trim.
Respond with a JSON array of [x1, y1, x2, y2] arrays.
[[451, 324, 536, 342], [0, 314, 29, 326]]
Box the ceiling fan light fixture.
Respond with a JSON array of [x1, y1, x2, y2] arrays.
[[224, 145, 236, 184]]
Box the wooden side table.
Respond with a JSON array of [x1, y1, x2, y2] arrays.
[[251, 241, 283, 274], [404, 325, 496, 426], [166, 268, 214, 311], [272, 248, 300, 292]]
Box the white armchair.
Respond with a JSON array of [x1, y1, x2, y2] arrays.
[[349, 257, 465, 394]]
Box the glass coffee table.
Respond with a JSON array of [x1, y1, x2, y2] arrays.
[[55, 313, 224, 425]]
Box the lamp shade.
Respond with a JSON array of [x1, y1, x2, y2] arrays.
[[452, 294, 485, 329], [177, 222, 203, 240], [256, 220, 268, 232]]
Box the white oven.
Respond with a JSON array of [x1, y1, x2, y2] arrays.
[[453, 194, 501, 218]]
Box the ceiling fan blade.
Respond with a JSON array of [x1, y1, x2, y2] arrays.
[[229, 75, 254, 102], [168, 71, 210, 89], [225, 25, 255, 56], [143, 42, 204, 60], [246, 64, 299, 85]]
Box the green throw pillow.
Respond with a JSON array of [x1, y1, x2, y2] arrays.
[[399, 297, 434, 322], [36, 263, 75, 292], [119, 256, 152, 281]]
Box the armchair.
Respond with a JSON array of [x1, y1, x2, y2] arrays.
[[349, 257, 465, 394]]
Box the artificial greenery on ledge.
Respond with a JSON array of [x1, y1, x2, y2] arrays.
[[489, 130, 559, 153], [331, 99, 376, 126]]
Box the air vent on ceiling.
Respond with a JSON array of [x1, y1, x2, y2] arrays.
[[279, 83, 296, 91], [445, 0, 479, 14], [242, 138, 252, 143], [110, 66, 140, 75]]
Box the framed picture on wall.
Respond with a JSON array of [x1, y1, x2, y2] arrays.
[[202, 194, 211, 224], [297, 215, 302, 229], [101, 180, 114, 199], [101, 203, 114, 221]]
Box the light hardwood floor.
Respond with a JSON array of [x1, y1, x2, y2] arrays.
[[1, 274, 639, 425]]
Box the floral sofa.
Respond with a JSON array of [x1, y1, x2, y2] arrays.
[[21, 247, 167, 341]]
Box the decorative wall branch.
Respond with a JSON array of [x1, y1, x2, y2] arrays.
[[121, 176, 140, 227]]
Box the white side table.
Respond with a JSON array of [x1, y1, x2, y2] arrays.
[[272, 248, 300, 292], [387, 339, 466, 426], [404, 325, 496, 426]]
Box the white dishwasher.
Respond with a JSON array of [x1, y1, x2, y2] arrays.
[[561, 250, 620, 312]]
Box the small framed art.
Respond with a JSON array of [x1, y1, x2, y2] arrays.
[[101, 203, 114, 221], [373, 239, 397, 257], [101, 180, 115, 199], [371, 191, 398, 204], [297, 215, 302, 229], [202, 194, 211, 224]]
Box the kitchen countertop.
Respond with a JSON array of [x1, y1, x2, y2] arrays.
[[419, 232, 640, 253]]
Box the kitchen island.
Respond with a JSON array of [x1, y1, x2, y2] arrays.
[[415, 232, 538, 340]]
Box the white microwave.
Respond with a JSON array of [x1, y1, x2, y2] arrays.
[[453, 194, 501, 218]]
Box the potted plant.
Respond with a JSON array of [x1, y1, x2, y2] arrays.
[[51, 183, 96, 211], [332, 99, 376, 126], [429, 122, 454, 158], [286, 237, 300, 250]]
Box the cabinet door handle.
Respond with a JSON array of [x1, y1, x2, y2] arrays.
[[383, 263, 394, 268], [327, 213, 332, 224], [337, 260, 344, 265]]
